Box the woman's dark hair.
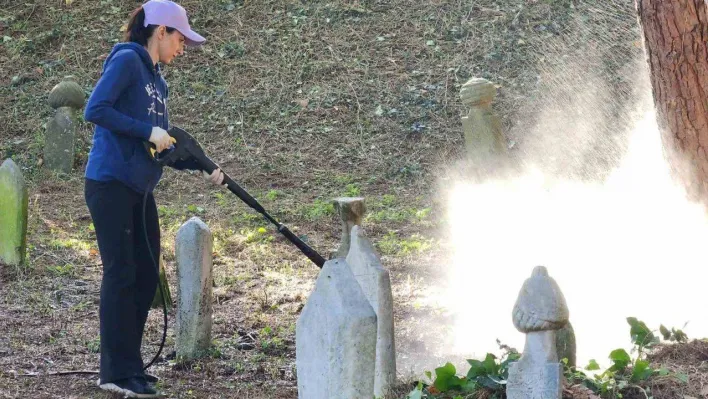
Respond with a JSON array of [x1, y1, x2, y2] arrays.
[[124, 7, 176, 45]]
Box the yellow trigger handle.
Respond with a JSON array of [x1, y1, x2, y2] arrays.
[[150, 137, 178, 158]]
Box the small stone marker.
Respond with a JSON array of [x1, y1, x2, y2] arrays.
[[459, 77, 507, 163], [0, 159, 29, 268], [507, 266, 569, 399], [296, 258, 377, 399], [332, 197, 366, 258], [45, 76, 85, 173], [175, 217, 213, 360], [345, 226, 396, 398]]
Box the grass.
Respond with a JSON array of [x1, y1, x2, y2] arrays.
[[378, 231, 435, 256], [242, 226, 273, 244], [48, 237, 91, 251], [300, 198, 335, 221], [0, 0, 653, 398], [46, 263, 77, 277]]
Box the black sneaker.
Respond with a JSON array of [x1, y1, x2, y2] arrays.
[[144, 373, 159, 384], [99, 376, 162, 398], [96, 374, 159, 386]]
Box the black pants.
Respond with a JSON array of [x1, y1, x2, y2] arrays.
[[84, 179, 160, 383]]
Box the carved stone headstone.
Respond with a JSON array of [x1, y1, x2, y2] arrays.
[[296, 258, 377, 399], [459, 78, 507, 164], [0, 159, 29, 268], [175, 217, 213, 360], [507, 266, 569, 399], [345, 226, 396, 397], [332, 197, 365, 258], [45, 76, 85, 173]]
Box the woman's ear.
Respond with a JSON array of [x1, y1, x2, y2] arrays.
[[157, 25, 166, 40]]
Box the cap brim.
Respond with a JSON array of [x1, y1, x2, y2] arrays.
[[181, 29, 206, 46]]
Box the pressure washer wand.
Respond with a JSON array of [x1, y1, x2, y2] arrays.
[[203, 158, 326, 268], [150, 127, 326, 268]]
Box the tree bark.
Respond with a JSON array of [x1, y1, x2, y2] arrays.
[[637, 0, 708, 201]]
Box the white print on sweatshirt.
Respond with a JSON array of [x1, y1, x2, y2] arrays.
[[145, 83, 164, 117]]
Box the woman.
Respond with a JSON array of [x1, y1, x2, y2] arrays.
[[83, 1, 223, 396]]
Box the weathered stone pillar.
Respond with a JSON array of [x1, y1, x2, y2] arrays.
[[175, 217, 213, 360], [507, 266, 569, 399], [332, 197, 365, 258], [45, 76, 85, 173], [460, 78, 507, 163], [0, 159, 29, 268], [345, 226, 396, 397], [296, 258, 377, 399]]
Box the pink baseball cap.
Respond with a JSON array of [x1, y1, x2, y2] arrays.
[[142, 0, 206, 46]]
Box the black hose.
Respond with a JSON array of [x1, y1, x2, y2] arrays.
[[37, 185, 168, 379], [141, 183, 168, 372]]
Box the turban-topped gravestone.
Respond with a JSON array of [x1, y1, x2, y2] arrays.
[[45, 76, 85, 173], [507, 266, 569, 399]]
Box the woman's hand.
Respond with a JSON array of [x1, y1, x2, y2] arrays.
[[202, 168, 226, 187], [149, 127, 173, 153]]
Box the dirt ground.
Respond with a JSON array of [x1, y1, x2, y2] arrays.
[[1, 1, 704, 398]]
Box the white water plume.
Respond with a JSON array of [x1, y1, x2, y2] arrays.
[[396, 0, 708, 374], [445, 89, 708, 369]]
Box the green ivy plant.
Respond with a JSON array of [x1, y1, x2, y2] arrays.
[[566, 318, 689, 398], [405, 319, 689, 399], [405, 341, 519, 398]]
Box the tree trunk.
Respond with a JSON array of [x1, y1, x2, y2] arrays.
[[637, 0, 708, 201]]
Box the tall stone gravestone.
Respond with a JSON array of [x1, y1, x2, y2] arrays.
[[507, 266, 569, 399], [460, 78, 507, 165], [332, 197, 365, 258], [0, 159, 29, 268], [175, 217, 213, 360], [296, 258, 377, 399], [345, 226, 396, 397], [46, 76, 85, 173]]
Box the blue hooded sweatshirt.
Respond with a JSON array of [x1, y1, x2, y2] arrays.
[[84, 42, 169, 193]]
